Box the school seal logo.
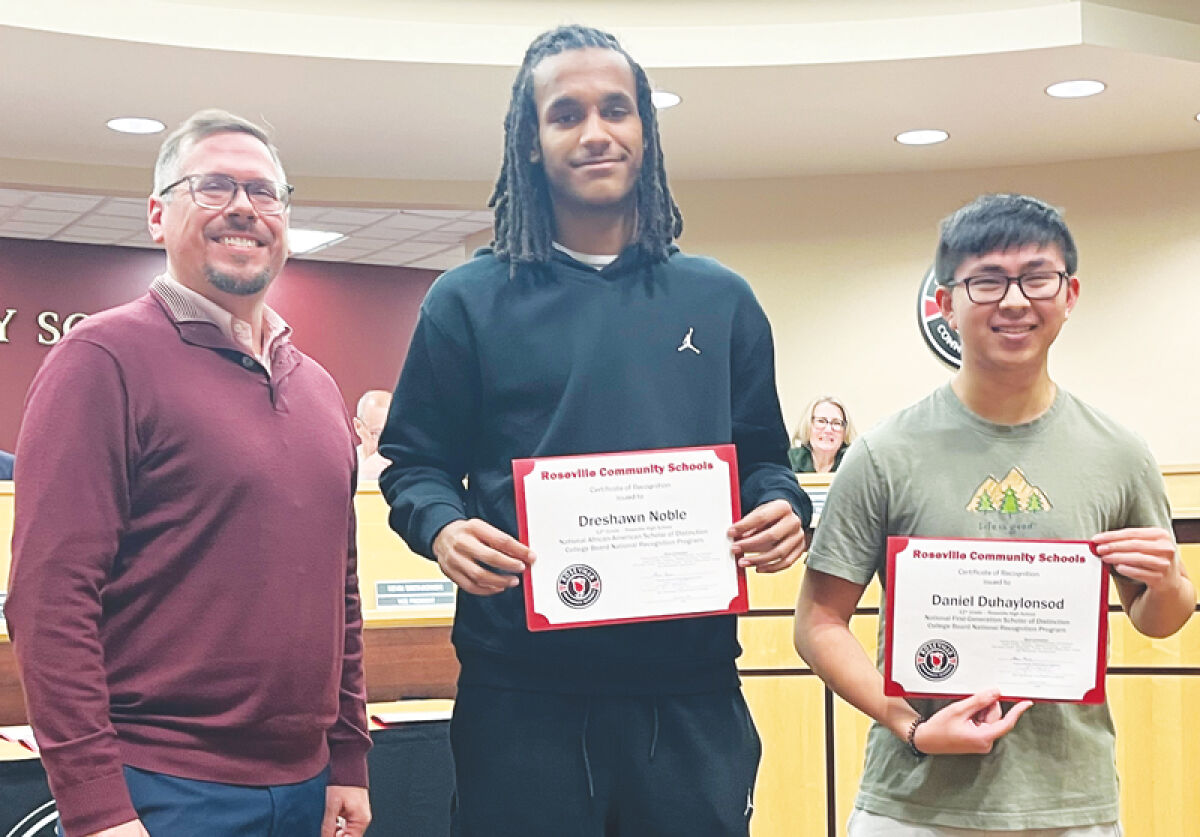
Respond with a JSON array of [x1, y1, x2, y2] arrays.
[[557, 564, 602, 609], [915, 639, 959, 681], [917, 266, 962, 369]]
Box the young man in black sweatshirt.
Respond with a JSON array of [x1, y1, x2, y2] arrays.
[[380, 25, 810, 837]]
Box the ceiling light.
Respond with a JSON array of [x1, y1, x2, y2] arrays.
[[289, 228, 345, 255], [1045, 80, 1105, 99], [105, 117, 165, 135], [651, 89, 681, 110], [895, 129, 948, 146]]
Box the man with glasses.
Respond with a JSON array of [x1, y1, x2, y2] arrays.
[[7, 110, 371, 837], [795, 193, 1194, 835]]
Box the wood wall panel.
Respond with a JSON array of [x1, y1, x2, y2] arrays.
[[746, 561, 804, 611], [830, 692, 873, 836], [739, 616, 804, 671], [1109, 612, 1200, 668], [742, 676, 828, 837], [1163, 467, 1200, 519], [1110, 676, 1200, 837]]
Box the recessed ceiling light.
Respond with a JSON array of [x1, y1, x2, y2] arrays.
[[895, 129, 949, 146], [1045, 80, 1105, 99], [105, 117, 165, 135], [651, 89, 681, 110], [289, 228, 345, 255]]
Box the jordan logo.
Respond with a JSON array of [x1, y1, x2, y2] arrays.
[[677, 327, 701, 355]]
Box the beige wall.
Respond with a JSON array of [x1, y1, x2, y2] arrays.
[[672, 149, 1200, 465]]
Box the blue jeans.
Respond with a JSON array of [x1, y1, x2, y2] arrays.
[[57, 764, 329, 837]]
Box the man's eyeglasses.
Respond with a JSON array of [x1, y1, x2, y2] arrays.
[[812, 417, 846, 431], [949, 271, 1067, 305], [159, 173, 293, 215]]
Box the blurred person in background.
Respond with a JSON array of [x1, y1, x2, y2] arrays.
[[354, 389, 392, 481], [790, 396, 855, 473]]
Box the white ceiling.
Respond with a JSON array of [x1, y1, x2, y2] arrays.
[[0, 0, 1198, 267]]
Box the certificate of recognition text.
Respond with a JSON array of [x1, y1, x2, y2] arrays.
[[884, 536, 1108, 703], [514, 446, 745, 631]]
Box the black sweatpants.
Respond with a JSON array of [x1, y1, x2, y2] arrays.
[[449, 685, 761, 837]]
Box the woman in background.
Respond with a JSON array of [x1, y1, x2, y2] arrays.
[[790, 396, 855, 473]]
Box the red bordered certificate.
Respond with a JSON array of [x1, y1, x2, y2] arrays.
[[513, 445, 745, 631], [883, 536, 1109, 704]]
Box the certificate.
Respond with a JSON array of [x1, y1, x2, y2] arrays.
[[513, 445, 745, 631], [884, 536, 1108, 703]]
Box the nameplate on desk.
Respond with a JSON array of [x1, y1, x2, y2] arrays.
[[806, 487, 828, 520], [371, 709, 454, 726], [375, 580, 456, 610]]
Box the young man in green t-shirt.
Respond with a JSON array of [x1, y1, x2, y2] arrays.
[[794, 193, 1195, 835]]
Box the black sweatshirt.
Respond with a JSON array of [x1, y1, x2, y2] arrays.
[[381, 245, 810, 694]]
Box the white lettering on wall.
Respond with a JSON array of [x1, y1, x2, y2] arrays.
[[36, 311, 88, 346], [0, 309, 90, 345]]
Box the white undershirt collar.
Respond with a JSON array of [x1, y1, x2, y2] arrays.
[[553, 242, 619, 269]]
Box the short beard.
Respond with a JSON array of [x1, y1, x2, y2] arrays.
[[205, 266, 272, 297]]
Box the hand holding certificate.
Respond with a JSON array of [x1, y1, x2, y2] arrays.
[[514, 446, 745, 630], [884, 536, 1109, 703]]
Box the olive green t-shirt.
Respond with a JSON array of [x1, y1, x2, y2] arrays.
[[806, 383, 1170, 830]]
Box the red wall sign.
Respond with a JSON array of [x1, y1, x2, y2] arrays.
[[0, 237, 437, 450]]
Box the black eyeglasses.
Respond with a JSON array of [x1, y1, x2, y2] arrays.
[[949, 271, 1067, 304], [812, 417, 846, 431], [159, 173, 293, 215]]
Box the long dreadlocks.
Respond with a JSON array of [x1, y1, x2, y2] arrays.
[[489, 25, 683, 274]]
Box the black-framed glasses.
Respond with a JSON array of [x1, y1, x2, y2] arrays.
[[950, 271, 1067, 304], [812, 417, 846, 431], [159, 173, 293, 215]]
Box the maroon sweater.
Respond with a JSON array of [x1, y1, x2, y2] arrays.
[[7, 288, 370, 836]]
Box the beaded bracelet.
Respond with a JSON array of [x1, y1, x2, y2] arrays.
[[906, 715, 927, 758]]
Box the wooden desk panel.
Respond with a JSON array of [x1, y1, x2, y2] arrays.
[[363, 624, 458, 701], [743, 676, 828, 837], [1110, 676, 1200, 837], [830, 692, 872, 837], [1163, 466, 1200, 520], [355, 487, 455, 625], [738, 614, 879, 673], [1109, 611, 1200, 668], [740, 616, 804, 671], [746, 561, 804, 611]]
